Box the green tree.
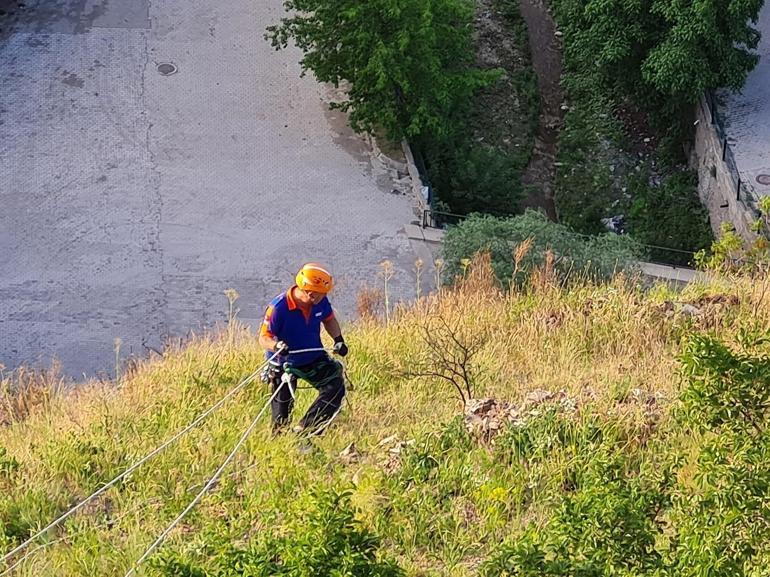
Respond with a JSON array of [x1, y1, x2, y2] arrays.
[[643, 0, 763, 103], [266, 0, 496, 142], [551, 0, 763, 113]]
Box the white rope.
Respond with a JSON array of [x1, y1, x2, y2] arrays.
[[0, 356, 277, 565], [123, 382, 285, 577], [0, 498, 162, 577], [1, 346, 331, 566]]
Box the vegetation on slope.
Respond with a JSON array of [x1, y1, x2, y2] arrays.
[[548, 0, 763, 262], [2, 257, 770, 575]]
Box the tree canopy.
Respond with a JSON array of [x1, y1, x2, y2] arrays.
[[266, 0, 497, 142], [553, 0, 764, 112]]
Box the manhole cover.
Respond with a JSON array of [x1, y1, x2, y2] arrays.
[[757, 174, 770, 186], [157, 62, 177, 76]]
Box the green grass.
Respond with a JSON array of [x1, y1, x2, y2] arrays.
[[1, 261, 768, 575]]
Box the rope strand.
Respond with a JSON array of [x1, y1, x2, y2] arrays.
[[123, 382, 285, 576], [0, 352, 287, 564]]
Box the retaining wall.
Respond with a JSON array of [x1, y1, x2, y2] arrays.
[[691, 94, 761, 241]]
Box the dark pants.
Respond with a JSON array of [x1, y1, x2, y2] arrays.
[[268, 354, 345, 434]]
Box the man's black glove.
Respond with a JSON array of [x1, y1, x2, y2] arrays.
[[274, 340, 289, 355], [333, 335, 348, 357]]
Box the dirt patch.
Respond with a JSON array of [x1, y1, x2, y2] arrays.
[[470, 0, 539, 161], [614, 100, 659, 157], [516, 0, 563, 220]]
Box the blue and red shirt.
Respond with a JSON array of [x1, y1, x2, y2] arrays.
[[260, 287, 334, 367]]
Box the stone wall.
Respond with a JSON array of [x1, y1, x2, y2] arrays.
[[691, 94, 760, 241], [401, 140, 430, 223]]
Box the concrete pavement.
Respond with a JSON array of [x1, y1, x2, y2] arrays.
[[722, 1, 770, 200], [0, 0, 420, 376]]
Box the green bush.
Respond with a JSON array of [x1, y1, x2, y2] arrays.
[[152, 489, 403, 577], [483, 330, 770, 577], [482, 452, 667, 577], [668, 331, 770, 576], [627, 171, 713, 265], [441, 210, 642, 286]]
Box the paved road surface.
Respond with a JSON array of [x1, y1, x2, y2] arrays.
[[723, 2, 770, 199], [0, 0, 419, 377]]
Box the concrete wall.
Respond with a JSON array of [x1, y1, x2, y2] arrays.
[[401, 140, 429, 222], [691, 95, 760, 241]]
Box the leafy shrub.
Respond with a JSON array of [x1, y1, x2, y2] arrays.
[[425, 143, 526, 216], [441, 210, 641, 286], [484, 330, 770, 577], [152, 489, 403, 577], [626, 170, 713, 265], [668, 331, 770, 576], [483, 446, 668, 576]]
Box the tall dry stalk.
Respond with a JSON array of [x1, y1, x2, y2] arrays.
[[433, 258, 445, 290], [414, 258, 424, 300], [379, 260, 395, 324], [224, 288, 240, 347], [512, 237, 534, 283], [114, 338, 122, 384]]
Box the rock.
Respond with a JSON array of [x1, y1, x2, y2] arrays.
[[679, 304, 702, 317], [464, 398, 519, 442], [524, 389, 565, 407], [339, 442, 360, 464], [377, 434, 399, 447]]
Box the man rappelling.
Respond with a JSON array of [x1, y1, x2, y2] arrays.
[[258, 263, 348, 435]]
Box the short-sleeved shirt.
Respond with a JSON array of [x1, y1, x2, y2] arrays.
[[260, 287, 334, 367]]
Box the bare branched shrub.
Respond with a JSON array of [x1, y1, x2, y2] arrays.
[[356, 283, 383, 320], [0, 363, 66, 425], [405, 312, 490, 407]]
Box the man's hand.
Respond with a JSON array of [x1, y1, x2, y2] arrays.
[[333, 336, 348, 357], [274, 340, 289, 355]]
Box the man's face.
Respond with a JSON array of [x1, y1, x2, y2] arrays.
[[300, 289, 325, 305]]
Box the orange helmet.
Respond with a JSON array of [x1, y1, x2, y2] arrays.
[[295, 263, 334, 294]]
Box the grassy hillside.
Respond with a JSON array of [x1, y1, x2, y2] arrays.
[[1, 259, 769, 576]]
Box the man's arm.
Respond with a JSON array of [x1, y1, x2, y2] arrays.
[[323, 315, 348, 357], [322, 315, 342, 340], [258, 332, 283, 353], [259, 305, 286, 353]]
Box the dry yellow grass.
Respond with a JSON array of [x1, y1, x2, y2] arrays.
[[0, 256, 767, 575]]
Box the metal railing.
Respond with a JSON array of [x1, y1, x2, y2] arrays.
[[421, 207, 700, 266]]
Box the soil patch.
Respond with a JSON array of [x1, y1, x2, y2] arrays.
[[516, 0, 563, 220], [470, 0, 539, 163]]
